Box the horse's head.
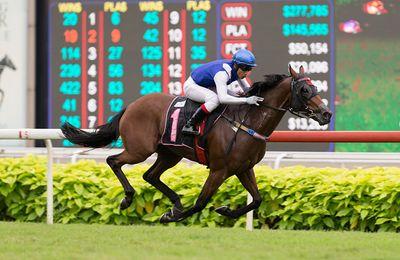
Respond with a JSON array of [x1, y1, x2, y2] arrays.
[[247, 66, 332, 126], [287, 65, 332, 125]]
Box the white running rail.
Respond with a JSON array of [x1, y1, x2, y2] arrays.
[[0, 129, 81, 225]]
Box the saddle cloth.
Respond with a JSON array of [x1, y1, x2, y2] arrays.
[[161, 97, 226, 165]]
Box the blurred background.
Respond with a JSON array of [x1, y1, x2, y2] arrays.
[[0, 0, 398, 152]]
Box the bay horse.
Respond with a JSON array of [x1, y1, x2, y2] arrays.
[[61, 65, 332, 223]]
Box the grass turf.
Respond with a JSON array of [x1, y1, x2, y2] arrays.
[[1, 221, 400, 259]]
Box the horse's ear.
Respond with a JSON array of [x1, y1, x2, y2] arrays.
[[299, 65, 305, 74], [288, 64, 297, 77]]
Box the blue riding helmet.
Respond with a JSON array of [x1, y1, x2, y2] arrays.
[[232, 49, 257, 67]]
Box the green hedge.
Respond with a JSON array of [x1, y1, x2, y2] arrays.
[[1, 156, 400, 231]]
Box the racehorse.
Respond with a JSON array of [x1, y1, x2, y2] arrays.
[[0, 55, 17, 109], [61, 65, 332, 223]]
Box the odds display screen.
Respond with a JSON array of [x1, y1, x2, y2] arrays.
[[45, 0, 334, 150]]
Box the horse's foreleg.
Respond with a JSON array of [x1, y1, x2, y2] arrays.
[[107, 150, 144, 210], [143, 152, 183, 211], [160, 168, 227, 223], [216, 168, 261, 218]]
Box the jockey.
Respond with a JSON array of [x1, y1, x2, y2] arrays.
[[182, 49, 264, 135]]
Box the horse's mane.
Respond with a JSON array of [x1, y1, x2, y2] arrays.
[[246, 74, 289, 96]]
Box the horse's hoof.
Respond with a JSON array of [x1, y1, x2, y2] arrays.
[[160, 211, 176, 223], [160, 206, 183, 223], [215, 206, 234, 218], [120, 197, 132, 210]]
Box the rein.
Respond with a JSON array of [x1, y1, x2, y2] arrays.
[[259, 103, 287, 112]]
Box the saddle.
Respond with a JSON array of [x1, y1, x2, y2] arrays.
[[161, 97, 226, 165]]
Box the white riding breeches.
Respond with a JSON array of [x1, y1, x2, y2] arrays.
[[183, 77, 219, 113]]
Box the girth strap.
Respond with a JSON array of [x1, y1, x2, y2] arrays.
[[222, 115, 270, 142]]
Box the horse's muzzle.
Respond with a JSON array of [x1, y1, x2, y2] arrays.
[[313, 103, 332, 125], [320, 104, 332, 125], [322, 111, 332, 122]]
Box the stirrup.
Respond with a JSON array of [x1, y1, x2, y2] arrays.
[[182, 124, 200, 135]]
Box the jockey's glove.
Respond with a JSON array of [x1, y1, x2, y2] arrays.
[[246, 96, 264, 106]]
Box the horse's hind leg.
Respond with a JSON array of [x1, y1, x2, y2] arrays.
[[143, 151, 183, 213], [106, 150, 148, 210]]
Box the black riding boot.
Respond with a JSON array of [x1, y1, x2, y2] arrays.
[[182, 107, 208, 135]]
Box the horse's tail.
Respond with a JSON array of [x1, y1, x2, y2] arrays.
[[61, 108, 126, 148]]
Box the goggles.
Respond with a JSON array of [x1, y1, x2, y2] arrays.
[[238, 64, 253, 72]]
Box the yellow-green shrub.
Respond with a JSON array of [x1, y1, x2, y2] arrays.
[[1, 156, 400, 231]]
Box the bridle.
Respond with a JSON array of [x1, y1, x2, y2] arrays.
[[257, 76, 319, 119]]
